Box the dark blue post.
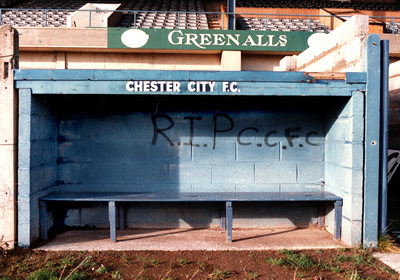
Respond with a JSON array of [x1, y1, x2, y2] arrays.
[[226, 201, 232, 242], [334, 200, 343, 240], [227, 0, 235, 30], [362, 34, 381, 248], [39, 201, 48, 241], [380, 39, 389, 234], [109, 201, 116, 242]]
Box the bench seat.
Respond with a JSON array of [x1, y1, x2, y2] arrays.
[[39, 191, 343, 242]]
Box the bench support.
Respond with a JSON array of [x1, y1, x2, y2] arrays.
[[39, 201, 48, 241], [220, 202, 226, 230], [334, 200, 343, 240], [318, 202, 324, 228], [226, 201, 232, 242], [119, 203, 125, 230], [109, 201, 116, 242], [39, 192, 343, 243]]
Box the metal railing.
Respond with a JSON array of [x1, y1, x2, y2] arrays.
[[1, 7, 400, 33]]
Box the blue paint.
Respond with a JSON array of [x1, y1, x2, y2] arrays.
[[15, 68, 375, 247], [362, 34, 381, 248]]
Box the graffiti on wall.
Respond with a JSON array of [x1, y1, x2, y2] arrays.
[[151, 113, 319, 149]]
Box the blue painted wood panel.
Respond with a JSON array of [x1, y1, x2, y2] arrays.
[[14, 69, 367, 84], [14, 80, 365, 96]]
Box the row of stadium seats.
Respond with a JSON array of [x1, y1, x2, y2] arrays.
[[237, 17, 330, 32], [385, 21, 400, 34], [119, 11, 209, 29], [0, 0, 210, 28], [1, 0, 399, 31], [236, 0, 400, 11]]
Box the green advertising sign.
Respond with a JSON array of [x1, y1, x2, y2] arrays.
[[107, 28, 315, 51]]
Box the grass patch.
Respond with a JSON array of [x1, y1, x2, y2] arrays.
[[377, 232, 400, 253], [177, 257, 189, 266], [95, 264, 109, 274], [26, 268, 58, 280], [67, 272, 87, 280], [209, 267, 231, 279], [244, 268, 258, 279]]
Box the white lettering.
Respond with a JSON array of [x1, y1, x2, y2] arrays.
[[230, 82, 238, 92], [150, 81, 158, 92], [126, 81, 134, 91], [242, 35, 257, 46], [185, 33, 205, 49], [168, 30, 184, 45], [213, 34, 225, 45], [143, 81, 150, 91], [166, 81, 173, 92], [134, 81, 143, 91], [173, 81, 180, 92], [199, 34, 212, 46], [279, 35, 287, 47], [226, 34, 240, 46], [223, 82, 229, 92], [256, 35, 268, 46], [158, 81, 166, 91], [188, 81, 196, 92], [267, 35, 279, 47], [209, 81, 215, 92]]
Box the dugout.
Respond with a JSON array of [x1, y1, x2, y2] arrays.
[[15, 33, 384, 247]]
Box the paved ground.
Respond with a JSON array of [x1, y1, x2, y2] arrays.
[[373, 252, 400, 273], [34, 227, 347, 251]]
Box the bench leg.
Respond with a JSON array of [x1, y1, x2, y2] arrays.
[[334, 200, 343, 240], [119, 203, 125, 230], [109, 201, 117, 242], [39, 201, 48, 241], [220, 202, 226, 230], [318, 202, 324, 228], [226, 201, 232, 242]]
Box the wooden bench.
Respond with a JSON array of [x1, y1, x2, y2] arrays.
[[39, 191, 343, 242]]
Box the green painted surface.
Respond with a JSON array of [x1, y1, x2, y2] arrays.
[[107, 28, 314, 51]]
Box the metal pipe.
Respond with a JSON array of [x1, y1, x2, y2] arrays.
[[379, 39, 389, 234]]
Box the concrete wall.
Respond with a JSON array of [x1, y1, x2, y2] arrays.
[[280, 15, 369, 72], [18, 92, 58, 246], [279, 16, 372, 245], [0, 25, 18, 249], [45, 96, 328, 232], [325, 93, 364, 245]]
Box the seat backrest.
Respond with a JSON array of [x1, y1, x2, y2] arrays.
[[388, 149, 400, 183]]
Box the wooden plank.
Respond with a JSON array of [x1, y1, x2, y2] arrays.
[[15, 80, 363, 96], [14, 69, 367, 84], [39, 191, 343, 202]]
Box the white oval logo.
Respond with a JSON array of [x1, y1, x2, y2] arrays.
[[121, 29, 149, 48], [307, 33, 328, 48]]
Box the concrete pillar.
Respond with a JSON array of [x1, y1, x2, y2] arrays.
[[56, 52, 66, 69], [280, 15, 369, 72], [0, 25, 19, 249], [221, 50, 241, 71]]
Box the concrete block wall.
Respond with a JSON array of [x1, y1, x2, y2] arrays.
[[324, 92, 364, 245], [0, 25, 18, 249], [18, 92, 58, 246], [280, 16, 369, 72], [53, 95, 327, 229]]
